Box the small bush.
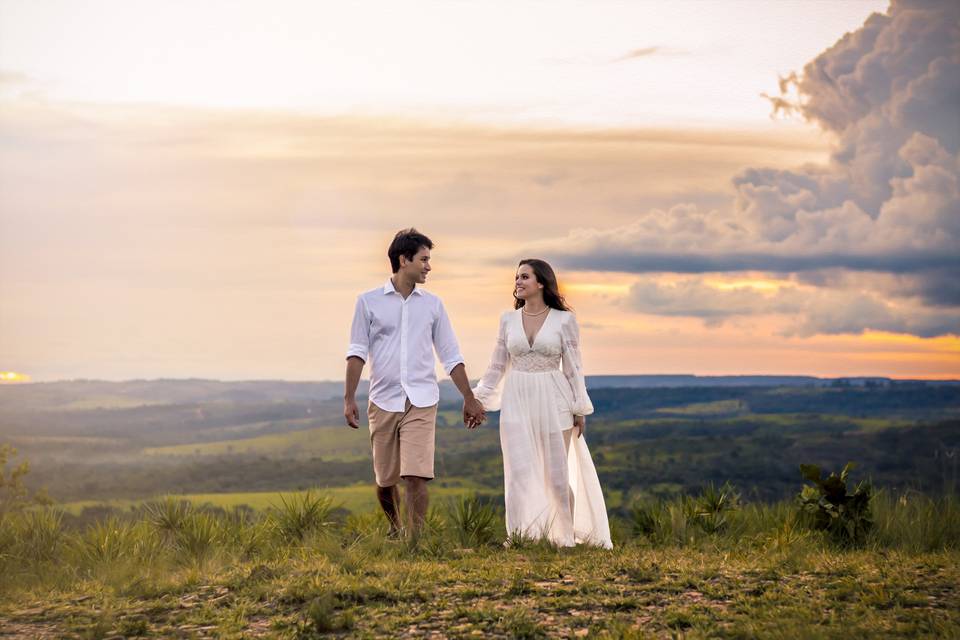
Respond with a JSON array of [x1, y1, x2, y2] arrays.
[[220, 508, 274, 560], [74, 516, 137, 566], [870, 490, 960, 552], [796, 462, 873, 546], [16, 508, 64, 564], [447, 495, 498, 547], [686, 482, 740, 534], [174, 512, 221, 567], [501, 608, 546, 639], [272, 491, 336, 544], [295, 592, 354, 637], [144, 496, 193, 542]]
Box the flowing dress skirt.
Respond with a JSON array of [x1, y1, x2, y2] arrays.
[[499, 369, 612, 548]]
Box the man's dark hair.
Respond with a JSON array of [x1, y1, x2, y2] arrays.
[[388, 228, 433, 273]]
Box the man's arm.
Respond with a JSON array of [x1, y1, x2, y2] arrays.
[[432, 300, 485, 429], [344, 295, 370, 429], [344, 356, 364, 428], [449, 363, 486, 429]]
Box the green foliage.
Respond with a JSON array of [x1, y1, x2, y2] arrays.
[[342, 510, 389, 542], [0, 444, 50, 515], [272, 491, 336, 543], [797, 462, 873, 545], [295, 592, 355, 637], [173, 511, 221, 568], [15, 508, 64, 565], [500, 608, 546, 639], [629, 501, 665, 542], [0, 514, 16, 565], [685, 482, 741, 534], [220, 507, 274, 560], [144, 496, 193, 542], [447, 495, 498, 547], [73, 516, 138, 566], [0, 488, 958, 637], [869, 490, 960, 552]]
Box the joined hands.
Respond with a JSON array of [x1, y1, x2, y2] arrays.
[[463, 397, 486, 429]]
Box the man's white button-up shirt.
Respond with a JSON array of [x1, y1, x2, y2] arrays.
[[346, 278, 465, 412]]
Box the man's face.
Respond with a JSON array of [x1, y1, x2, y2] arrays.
[[399, 246, 431, 284]]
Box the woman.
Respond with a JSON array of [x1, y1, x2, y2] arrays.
[[474, 259, 612, 548]]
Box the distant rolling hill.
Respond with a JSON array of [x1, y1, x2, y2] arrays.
[[2, 375, 956, 413]]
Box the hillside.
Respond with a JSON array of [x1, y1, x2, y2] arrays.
[[0, 492, 957, 638], [1, 380, 957, 506]]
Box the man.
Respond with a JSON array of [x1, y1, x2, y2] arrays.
[[344, 228, 486, 537]]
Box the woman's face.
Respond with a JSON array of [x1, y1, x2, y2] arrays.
[[515, 264, 544, 300]]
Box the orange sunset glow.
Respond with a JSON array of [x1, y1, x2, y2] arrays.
[[0, 0, 956, 382]]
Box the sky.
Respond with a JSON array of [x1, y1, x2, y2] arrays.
[[1, 0, 958, 383]]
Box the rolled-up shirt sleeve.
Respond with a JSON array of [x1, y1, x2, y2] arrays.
[[432, 300, 465, 375], [345, 295, 370, 362]]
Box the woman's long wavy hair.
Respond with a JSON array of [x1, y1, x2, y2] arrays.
[[514, 258, 572, 312]]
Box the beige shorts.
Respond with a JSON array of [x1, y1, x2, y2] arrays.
[[367, 399, 438, 487]]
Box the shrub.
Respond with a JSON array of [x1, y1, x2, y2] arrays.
[[220, 508, 274, 560], [174, 512, 221, 567], [447, 496, 498, 547], [295, 592, 354, 637], [144, 496, 193, 543], [16, 508, 64, 565], [74, 516, 137, 566], [0, 445, 51, 516], [686, 482, 740, 534], [629, 501, 665, 541], [272, 491, 336, 543], [796, 462, 873, 546]]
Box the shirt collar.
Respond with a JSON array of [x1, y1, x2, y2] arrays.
[[383, 277, 423, 296]]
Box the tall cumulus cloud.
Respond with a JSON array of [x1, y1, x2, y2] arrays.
[[541, 0, 960, 337]]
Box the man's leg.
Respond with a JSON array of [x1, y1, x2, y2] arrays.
[[403, 476, 429, 535], [377, 484, 402, 536], [368, 402, 403, 534], [397, 401, 438, 537]]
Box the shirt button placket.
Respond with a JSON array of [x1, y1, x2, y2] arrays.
[[400, 298, 408, 400]]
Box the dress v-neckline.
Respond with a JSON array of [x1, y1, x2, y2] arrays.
[[520, 307, 552, 349]]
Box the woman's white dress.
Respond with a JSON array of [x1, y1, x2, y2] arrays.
[[473, 308, 612, 549]]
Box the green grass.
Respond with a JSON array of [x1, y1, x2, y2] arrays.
[[58, 481, 498, 516], [655, 400, 747, 416], [142, 425, 370, 459], [1, 492, 957, 638]]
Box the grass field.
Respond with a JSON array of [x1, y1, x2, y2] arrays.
[[58, 481, 499, 517], [142, 426, 371, 460], [1, 492, 958, 638], [654, 400, 746, 416]]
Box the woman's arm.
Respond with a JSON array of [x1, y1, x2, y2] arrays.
[[472, 312, 511, 412], [561, 312, 594, 418]]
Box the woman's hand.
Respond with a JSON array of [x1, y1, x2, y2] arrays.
[[573, 415, 585, 438]]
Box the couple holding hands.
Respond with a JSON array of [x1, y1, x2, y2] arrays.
[[344, 228, 611, 549]]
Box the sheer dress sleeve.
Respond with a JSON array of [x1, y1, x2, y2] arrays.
[[560, 312, 594, 416], [472, 311, 511, 411]]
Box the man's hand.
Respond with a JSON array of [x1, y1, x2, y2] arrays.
[[344, 356, 364, 429], [463, 397, 486, 429], [573, 415, 585, 438], [344, 397, 360, 429]]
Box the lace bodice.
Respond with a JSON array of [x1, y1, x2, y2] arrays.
[[473, 309, 594, 415]]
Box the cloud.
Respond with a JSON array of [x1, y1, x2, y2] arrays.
[[612, 46, 689, 63], [0, 69, 47, 101], [534, 0, 960, 338], [614, 47, 661, 61], [0, 70, 32, 86], [625, 277, 960, 338]]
